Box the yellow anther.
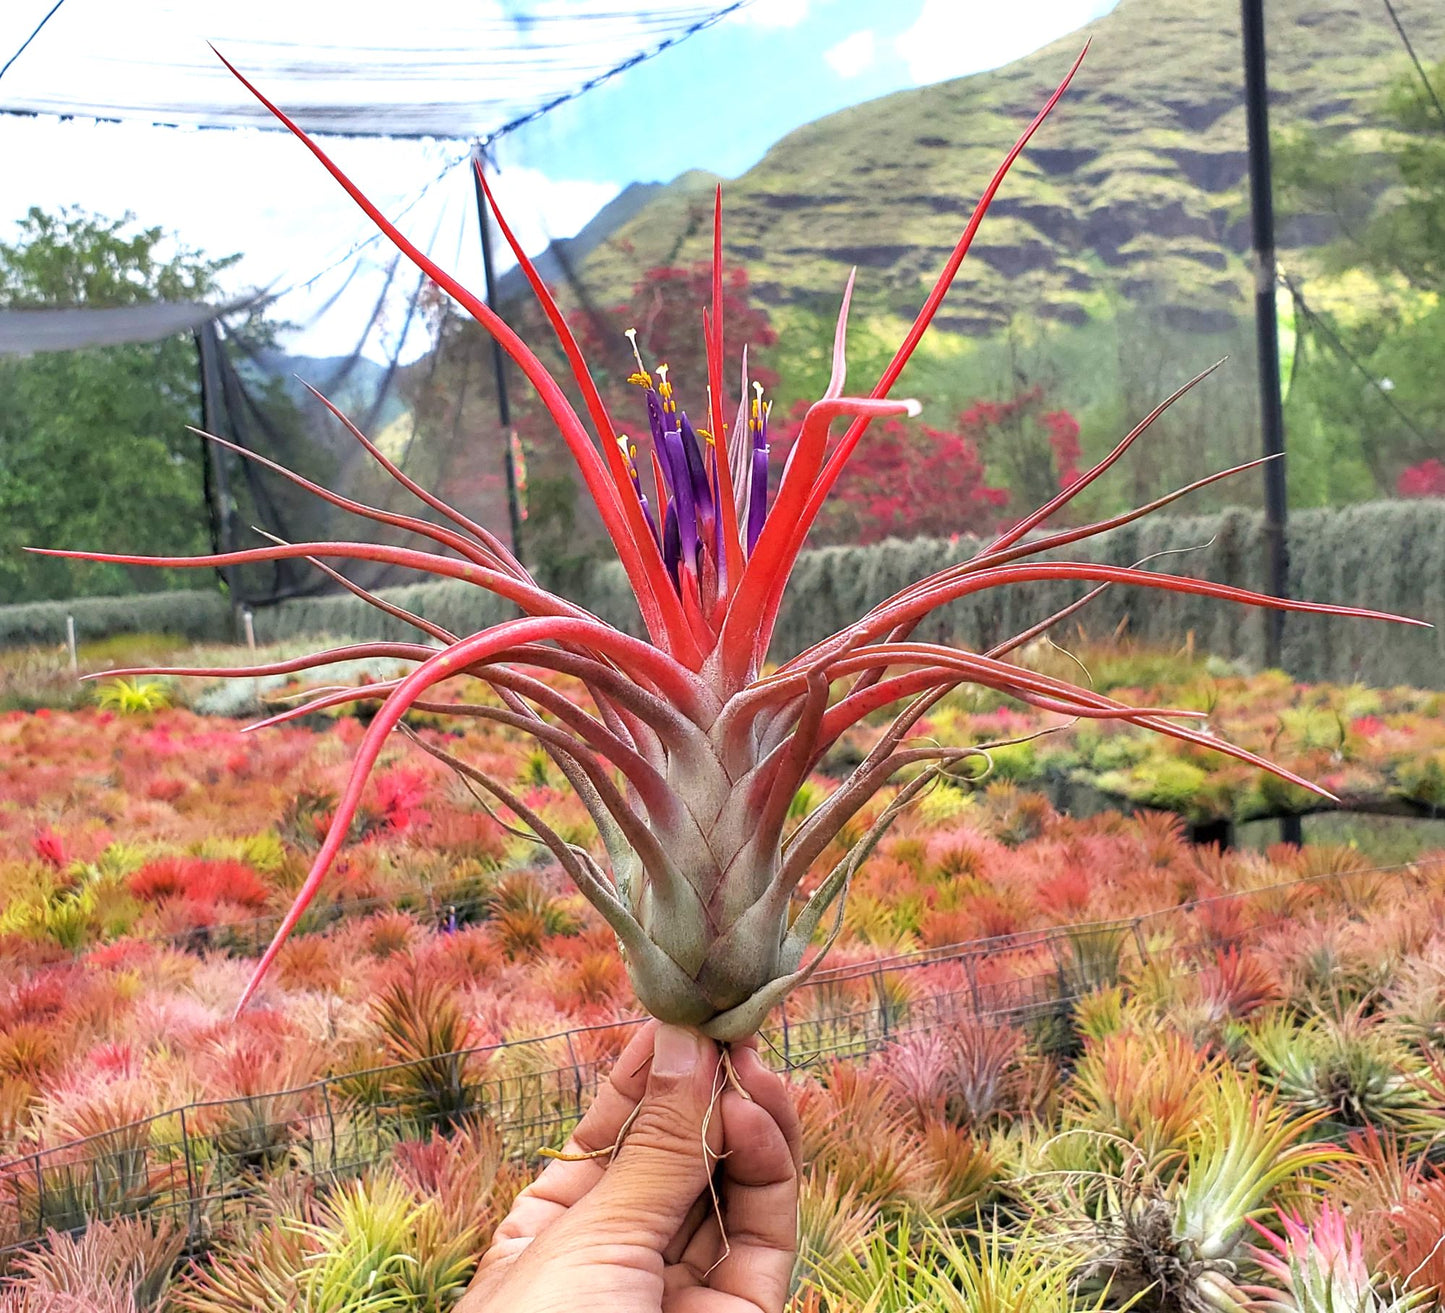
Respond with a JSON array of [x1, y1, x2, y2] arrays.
[[627, 371, 652, 388]]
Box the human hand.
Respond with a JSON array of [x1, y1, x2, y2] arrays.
[[458, 1021, 801, 1313]]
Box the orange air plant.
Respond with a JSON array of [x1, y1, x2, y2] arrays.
[[34, 50, 1424, 1040]]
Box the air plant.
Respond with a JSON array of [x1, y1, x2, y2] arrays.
[[92, 678, 171, 717], [1019, 1068, 1342, 1313], [1245, 1205, 1426, 1313], [1248, 1008, 1430, 1137], [35, 49, 1424, 1041], [812, 1218, 1108, 1313]]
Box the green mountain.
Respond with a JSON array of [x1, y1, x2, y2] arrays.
[[564, 0, 1444, 337]]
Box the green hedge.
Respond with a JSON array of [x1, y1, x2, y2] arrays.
[[4, 501, 1443, 687], [770, 502, 1445, 689], [0, 590, 234, 648]]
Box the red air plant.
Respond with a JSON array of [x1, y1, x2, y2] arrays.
[[34, 50, 1424, 1040]]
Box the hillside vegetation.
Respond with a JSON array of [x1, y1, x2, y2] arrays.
[[569, 0, 1444, 336]]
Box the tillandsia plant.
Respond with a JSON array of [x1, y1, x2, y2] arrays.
[[1245, 1205, 1427, 1313], [35, 49, 1424, 1040]]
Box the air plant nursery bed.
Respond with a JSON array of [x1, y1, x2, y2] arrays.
[[827, 645, 1445, 837], [4, 699, 1445, 1308]]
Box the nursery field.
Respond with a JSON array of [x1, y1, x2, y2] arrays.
[[3, 639, 1445, 1310]]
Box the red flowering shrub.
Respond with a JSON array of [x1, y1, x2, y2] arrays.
[[957, 386, 1084, 512], [766, 387, 1081, 546], [571, 262, 779, 396], [1042, 408, 1082, 488], [1396, 458, 1445, 497], [774, 405, 1010, 546]]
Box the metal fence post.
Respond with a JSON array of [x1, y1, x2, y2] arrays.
[[32, 1152, 44, 1240], [963, 953, 983, 1015], [562, 1033, 585, 1121], [873, 965, 890, 1043], [1047, 933, 1071, 1002], [780, 1010, 791, 1069], [320, 1080, 338, 1174], [1131, 918, 1150, 967], [178, 1106, 200, 1241]]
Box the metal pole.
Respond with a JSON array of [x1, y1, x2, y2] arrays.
[[195, 323, 238, 599], [1241, 0, 1289, 671], [472, 144, 525, 560], [1242, 0, 1304, 848]]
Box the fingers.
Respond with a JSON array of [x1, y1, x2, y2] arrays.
[[731, 1045, 802, 1176], [572, 1024, 724, 1249], [488, 1020, 657, 1241], [672, 1050, 800, 1310]]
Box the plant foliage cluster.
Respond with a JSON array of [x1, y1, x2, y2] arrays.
[[5, 695, 1445, 1308]]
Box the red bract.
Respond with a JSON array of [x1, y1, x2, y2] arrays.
[[40, 48, 1426, 1038]]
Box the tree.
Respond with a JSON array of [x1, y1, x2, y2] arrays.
[[1274, 59, 1445, 497], [956, 386, 1083, 515], [0, 207, 239, 602], [773, 402, 1010, 547]]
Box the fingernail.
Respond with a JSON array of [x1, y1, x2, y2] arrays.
[[652, 1024, 702, 1077]]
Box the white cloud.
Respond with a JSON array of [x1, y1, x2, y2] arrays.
[[730, 0, 809, 29], [895, 0, 1115, 86], [824, 29, 876, 79]]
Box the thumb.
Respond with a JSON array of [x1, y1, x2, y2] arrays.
[[581, 1024, 722, 1248]]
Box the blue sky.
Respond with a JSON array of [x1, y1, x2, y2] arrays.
[[1, 0, 1116, 358], [501, 0, 1115, 184]]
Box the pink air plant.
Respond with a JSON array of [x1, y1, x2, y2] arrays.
[[1247, 1206, 1423, 1313], [33, 49, 1426, 1040]]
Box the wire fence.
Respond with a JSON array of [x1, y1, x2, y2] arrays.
[[0, 854, 1437, 1256]]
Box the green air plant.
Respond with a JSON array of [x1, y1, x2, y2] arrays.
[[40, 49, 1424, 1040], [93, 676, 171, 715], [812, 1217, 1111, 1313]]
